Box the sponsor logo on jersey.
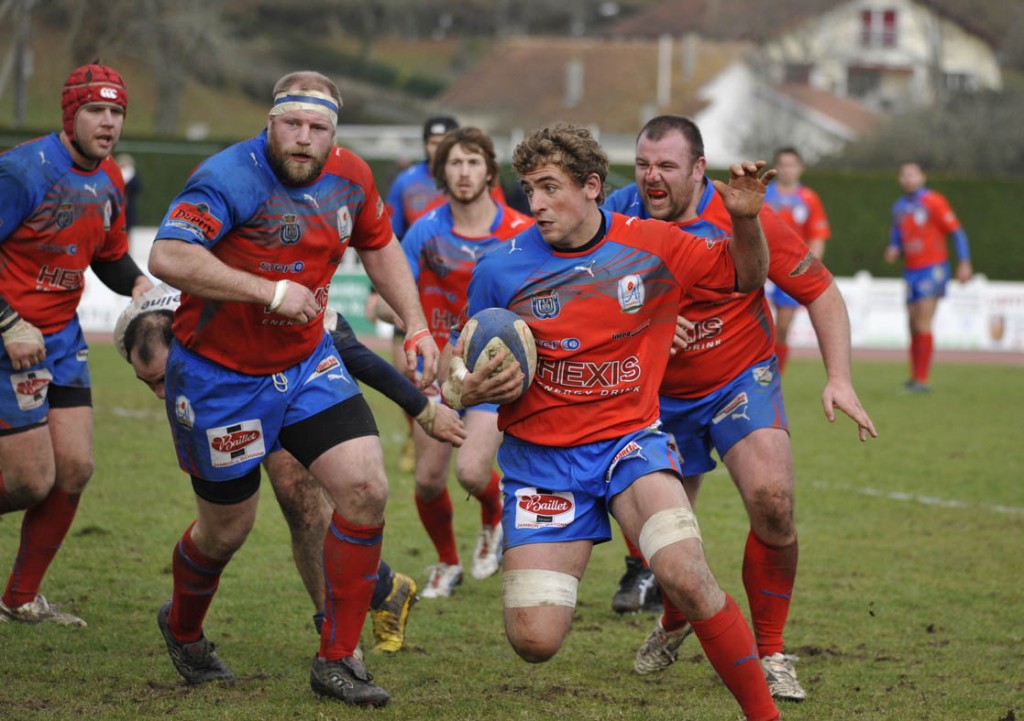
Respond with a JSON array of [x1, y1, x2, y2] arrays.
[[535, 355, 641, 392], [336, 207, 352, 242], [207, 420, 266, 467], [11, 369, 52, 411], [103, 199, 112, 230], [280, 213, 302, 245], [168, 202, 223, 241], [37, 265, 84, 291], [617, 274, 644, 313], [99, 87, 119, 100], [535, 337, 581, 351], [913, 207, 928, 225], [611, 320, 651, 340], [375, 197, 385, 219], [792, 202, 809, 225], [605, 440, 647, 483], [531, 290, 561, 319], [259, 260, 305, 274], [514, 487, 576, 529], [712, 392, 749, 424], [76, 348, 89, 362], [175, 395, 195, 430], [56, 203, 74, 229]]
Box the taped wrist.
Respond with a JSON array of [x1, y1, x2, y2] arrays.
[[266, 280, 289, 313], [1, 315, 44, 347], [440, 355, 468, 410], [403, 328, 431, 355], [414, 400, 437, 435]]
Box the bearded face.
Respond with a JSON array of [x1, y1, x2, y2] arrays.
[[266, 112, 334, 185]]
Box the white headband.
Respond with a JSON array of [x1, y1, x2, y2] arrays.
[[269, 89, 340, 126]]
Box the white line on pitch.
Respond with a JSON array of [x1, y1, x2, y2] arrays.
[[808, 481, 1024, 515]]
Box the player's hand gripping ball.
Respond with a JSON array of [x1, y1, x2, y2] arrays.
[[462, 308, 537, 400]]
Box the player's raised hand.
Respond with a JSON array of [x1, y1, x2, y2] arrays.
[[821, 378, 878, 442], [711, 160, 776, 219]]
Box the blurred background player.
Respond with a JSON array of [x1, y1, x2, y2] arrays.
[[377, 127, 532, 597], [147, 70, 437, 706], [764, 147, 831, 373], [445, 123, 781, 721], [0, 63, 152, 626], [885, 161, 972, 392], [115, 284, 465, 653], [605, 115, 876, 702], [381, 115, 461, 474]]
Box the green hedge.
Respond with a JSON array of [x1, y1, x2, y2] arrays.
[[610, 166, 1022, 281], [3, 131, 1019, 282]]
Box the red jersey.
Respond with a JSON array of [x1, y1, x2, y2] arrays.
[[466, 210, 737, 447], [156, 132, 392, 374], [0, 133, 129, 334], [660, 185, 833, 398], [403, 201, 533, 350], [890, 188, 962, 270], [764, 182, 830, 246]]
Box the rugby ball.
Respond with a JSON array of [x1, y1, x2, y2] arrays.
[[462, 308, 537, 399]]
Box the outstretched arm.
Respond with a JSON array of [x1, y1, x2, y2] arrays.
[[711, 161, 774, 292], [806, 282, 878, 442]]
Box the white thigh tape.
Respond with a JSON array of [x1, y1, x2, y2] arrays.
[[502, 569, 578, 608], [638, 507, 702, 561]]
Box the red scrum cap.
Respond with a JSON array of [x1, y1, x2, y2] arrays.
[[61, 64, 128, 141]]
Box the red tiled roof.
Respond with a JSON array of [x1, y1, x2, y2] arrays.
[[769, 82, 881, 136], [438, 36, 751, 133]]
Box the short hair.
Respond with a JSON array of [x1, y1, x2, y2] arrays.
[[124, 311, 174, 366], [512, 123, 608, 204], [430, 126, 499, 193], [773, 146, 803, 163], [272, 71, 343, 110], [638, 115, 705, 165]]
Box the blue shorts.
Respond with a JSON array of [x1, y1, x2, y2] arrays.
[[164, 332, 362, 481], [659, 357, 788, 477], [767, 282, 800, 309], [905, 262, 950, 303], [497, 427, 681, 550], [0, 317, 90, 431]]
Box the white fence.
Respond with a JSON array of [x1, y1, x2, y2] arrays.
[[78, 228, 1024, 355]]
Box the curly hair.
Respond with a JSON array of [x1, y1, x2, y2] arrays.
[[512, 123, 608, 203]]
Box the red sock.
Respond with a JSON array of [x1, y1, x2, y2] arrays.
[[690, 594, 780, 721], [415, 488, 459, 565], [743, 530, 798, 657], [168, 521, 227, 643], [660, 592, 690, 633], [320, 512, 382, 661], [624, 535, 643, 559], [913, 332, 933, 382], [2, 488, 80, 608], [476, 470, 503, 529], [774, 342, 789, 374]]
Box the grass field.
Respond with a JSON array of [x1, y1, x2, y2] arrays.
[[1, 344, 1022, 721]]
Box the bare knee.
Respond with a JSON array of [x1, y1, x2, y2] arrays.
[[747, 484, 795, 543], [56, 456, 94, 495], [504, 609, 565, 663]]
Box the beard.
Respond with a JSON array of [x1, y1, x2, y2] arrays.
[[267, 144, 328, 185], [449, 181, 490, 205]]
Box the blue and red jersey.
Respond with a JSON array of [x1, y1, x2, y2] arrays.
[[889, 188, 965, 270], [466, 209, 736, 447], [386, 160, 439, 239], [605, 180, 833, 398], [155, 130, 392, 374], [404, 201, 533, 350], [0, 133, 129, 334], [764, 182, 831, 245]]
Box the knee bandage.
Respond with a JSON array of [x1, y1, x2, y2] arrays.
[[502, 569, 578, 609], [638, 507, 703, 561]]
